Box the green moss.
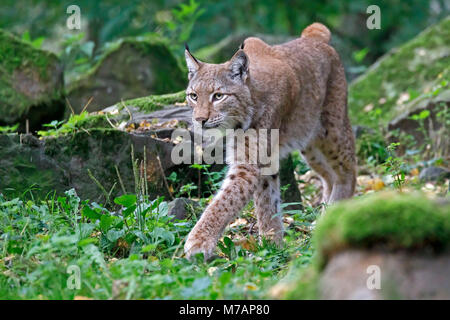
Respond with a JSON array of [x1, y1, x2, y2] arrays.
[[314, 191, 450, 268], [275, 191, 450, 299], [119, 91, 186, 112], [275, 266, 320, 300], [67, 37, 185, 91], [0, 29, 64, 124], [37, 90, 186, 137], [66, 36, 186, 113], [348, 16, 450, 127], [0, 29, 57, 79], [0, 134, 63, 199], [37, 112, 113, 137]]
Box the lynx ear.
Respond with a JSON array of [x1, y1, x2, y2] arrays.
[[185, 43, 202, 80], [229, 49, 249, 82]]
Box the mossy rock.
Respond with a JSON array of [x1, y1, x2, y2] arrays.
[[67, 37, 186, 113], [0, 29, 64, 129], [348, 16, 450, 127], [0, 130, 174, 203], [107, 91, 187, 113], [274, 191, 450, 299], [314, 191, 450, 267]]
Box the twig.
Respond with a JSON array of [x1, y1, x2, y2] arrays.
[[105, 113, 119, 130], [66, 97, 75, 115], [131, 144, 139, 195], [107, 182, 117, 203], [87, 168, 111, 205], [143, 146, 148, 197], [120, 99, 133, 122], [81, 96, 94, 114], [81, 127, 91, 136], [115, 165, 127, 194], [156, 154, 174, 200]]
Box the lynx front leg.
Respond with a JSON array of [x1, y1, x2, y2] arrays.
[[254, 174, 284, 245], [184, 164, 259, 260]]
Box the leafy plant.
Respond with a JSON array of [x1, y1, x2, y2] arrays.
[[0, 123, 19, 133], [59, 32, 95, 83], [383, 142, 406, 191], [21, 30, 44, 49], [156, 0, 205, 52], [37, 112, 107, 137]]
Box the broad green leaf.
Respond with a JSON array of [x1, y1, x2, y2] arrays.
[[82, 206, 102, 220], [114, 194, 137, 207]]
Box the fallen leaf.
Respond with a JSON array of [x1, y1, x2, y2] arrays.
[[74, 296, 92, 300], [410, 168, 419, 176]]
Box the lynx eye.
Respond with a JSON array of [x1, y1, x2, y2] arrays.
[[213, 93, 224, 101], [189, 93, 198, 101]]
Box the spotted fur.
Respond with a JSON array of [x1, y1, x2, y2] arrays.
[[184, 23, 356, 260]]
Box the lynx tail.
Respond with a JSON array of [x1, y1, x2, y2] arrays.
[[301, 23, 331, 43]]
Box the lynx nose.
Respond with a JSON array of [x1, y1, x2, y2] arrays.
[[195, 117, 208, 126]]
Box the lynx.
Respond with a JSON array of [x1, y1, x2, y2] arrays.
[[183, 23, 356, 260]]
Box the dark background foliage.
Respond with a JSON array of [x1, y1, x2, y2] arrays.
[[1, 0, 447, 70]]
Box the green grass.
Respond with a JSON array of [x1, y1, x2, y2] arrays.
[[0, 188, 314, 299]]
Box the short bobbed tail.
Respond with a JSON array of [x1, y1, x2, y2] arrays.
[[301, 23, 331, 43]]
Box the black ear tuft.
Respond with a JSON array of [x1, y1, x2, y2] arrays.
[[185, 44, 202, 79], [229, 50, 249, 82], [185, 43, 199, 64], [240, 42, 245, 50]]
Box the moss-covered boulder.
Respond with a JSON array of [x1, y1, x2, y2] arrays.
[[0, 29, 64, 130], [67, 37, 186, 113], [0, 91, 196, 202], [0, 129, 176, 202], [274, 191, 450, 299], [348, 16, 450, 128]]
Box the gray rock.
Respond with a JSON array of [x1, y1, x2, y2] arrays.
[[320, 249, 450, 300], [67, 38, 186, 113], [167, 198, 199, 221], [0, 130, 176, 202], [0, 29, 64, 131], [419, 166, 450, 182], [129, 105, 193, 129], [387, 92, 449, 148], [352, 125, 375, 139]]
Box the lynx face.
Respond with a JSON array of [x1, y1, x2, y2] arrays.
[[185, 48, 253, 130]]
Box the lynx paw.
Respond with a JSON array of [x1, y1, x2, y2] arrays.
[[184, 232, 216, 261]]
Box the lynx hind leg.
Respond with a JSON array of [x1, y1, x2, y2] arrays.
[[326, 119, 356, 202], [301, 147, 335, 204], [312, 117, 356, 203], [253, 174, 284, 245], [314, 59, 357, 203]]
